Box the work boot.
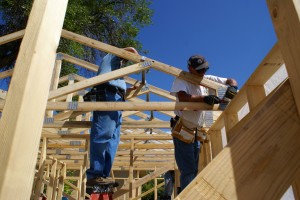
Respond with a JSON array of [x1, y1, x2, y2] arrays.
[[86, 177, 106, 186], [86, 177, 119, 187]]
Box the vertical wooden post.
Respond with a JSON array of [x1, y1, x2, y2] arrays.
[[174, 168, 180, 197], [224, 112, 239, 141], [209, 130, 223, 158], [46, 159, 57, 199], [154, 178, 158, 200], [81, 140, 89, 199], [77, 166, 83, 200], [47, 59, 62, 117], [129, 138, 134, 198], [33, 137, 48, 200], [246, 85, 266, 110], [266, 0, 300, 115], [57, 163, 66, 200], [0, 0, 68, 199]]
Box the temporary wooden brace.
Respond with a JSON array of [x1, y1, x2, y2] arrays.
[[0, 0, 68, 199]]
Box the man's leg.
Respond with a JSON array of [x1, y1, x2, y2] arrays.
[[103, 110, 122, 177], [173, 137, 198, 190], [86, 111, 118, 180]]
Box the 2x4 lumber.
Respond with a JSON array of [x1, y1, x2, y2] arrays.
[[57, 163, 66, 200], [53, 111, 87, 121], [0, 89, 7, 100], [133, 151, 174, 155], [48, 63, 150, 100], [176, 80, 300, 200], [267, 0, 300, 118], [223, 112, 239, 142], [125, 84, 151, 100], [46, 159, 57, 199], [46, 143, 173, 149], [246, 85, 266, 110], [113, 164, 173, 198], [209, 130, 223, 158], [247, 43, 283, 86], [132, 181, 165, 200], [47, 59, 62, 117], [61, 29, 224, 90], [59, 53, 98, 72], [209, 42, 284, 132], [121, 134, 172, 140], [43, 120, 170, 128], [45, 101, 217, 111], [0, 1, 68, 199], [0, 69, 13, 80], [227, 43, 283, 113], [0, 29, 25, 45], [125, 77, 176, 101], [0, 101, 216, 111]]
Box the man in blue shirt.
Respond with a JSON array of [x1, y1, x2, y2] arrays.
[[86, 47, 138, 186]]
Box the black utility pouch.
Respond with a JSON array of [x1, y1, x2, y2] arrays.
[[83, 87, 106, 102], [170, 118, 176, 128]]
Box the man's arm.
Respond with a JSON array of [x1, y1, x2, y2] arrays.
[[177, 91, 205, 102], [225, 78, 238, 87], [177, 91, 220, 106]]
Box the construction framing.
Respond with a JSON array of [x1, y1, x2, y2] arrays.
[[0, 0, 300, 200]]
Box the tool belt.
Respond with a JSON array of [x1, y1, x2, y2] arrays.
[[83, 84, 125, 102], [171, 116, 208, 143], [171, 116, 196, 143]]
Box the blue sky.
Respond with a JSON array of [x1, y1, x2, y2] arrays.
[[0, 1, 277, 102], [135, 1, 277, 92]]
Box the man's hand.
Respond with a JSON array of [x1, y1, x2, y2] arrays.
[[203, 95, 220, 105]]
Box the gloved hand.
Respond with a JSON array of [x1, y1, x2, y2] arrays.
[[203, 95, 220, 105]]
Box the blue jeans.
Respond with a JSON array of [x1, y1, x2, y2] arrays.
[[173, 137, 200, 190], [86, 91, 122, 180]]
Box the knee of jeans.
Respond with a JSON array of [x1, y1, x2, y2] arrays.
[[91, 126, 115, 141]]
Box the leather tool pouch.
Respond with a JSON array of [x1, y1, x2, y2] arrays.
[[171, 117, 196, 143]]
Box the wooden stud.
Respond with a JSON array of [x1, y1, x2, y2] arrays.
[[267, 0, 300, 115], [0, 30, 25, 45], [0, 0, 68, 199]]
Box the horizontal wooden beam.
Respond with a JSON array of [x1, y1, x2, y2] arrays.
[[0, 69, 13, 80], [59, 53, 98, 72], [0, 101, 218, 112], [43, 120, 170, 128], [48, 63, 151, 100], [38, 101, 216, 111], [0, 30, 25, 45], [61, 29, 225, 90]]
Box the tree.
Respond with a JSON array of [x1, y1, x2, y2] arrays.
[[0, 0, 153, 77]]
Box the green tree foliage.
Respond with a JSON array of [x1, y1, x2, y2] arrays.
[[141, 178, 164, 200], [0, 0, 153, 77]]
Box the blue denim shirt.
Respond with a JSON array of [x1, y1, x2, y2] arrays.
[[97, 53, 126, 91]]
